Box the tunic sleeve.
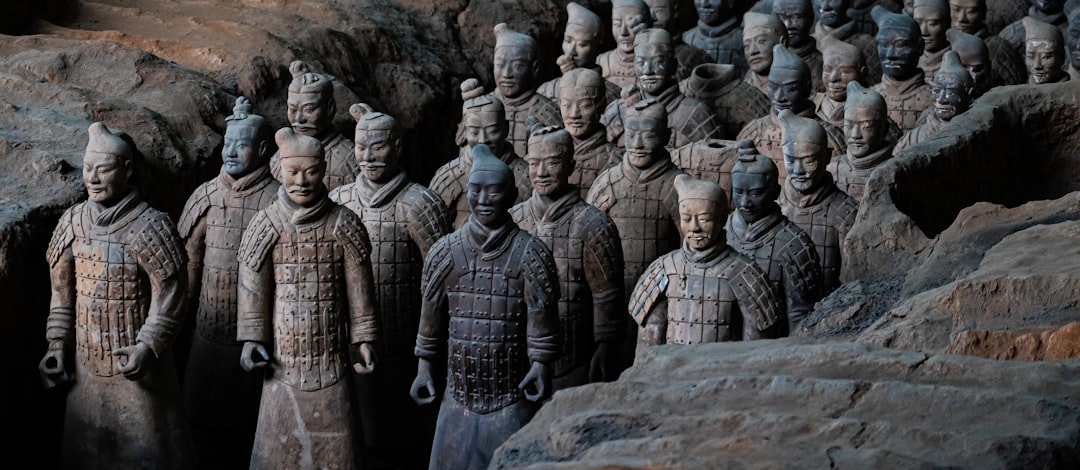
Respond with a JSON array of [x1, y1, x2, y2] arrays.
[[236, 210, 277, 344], [131, 212, 189, 357], [521, 236, 562, 364], [415, 235, 454, 360], [336, 209, 379, 345], [581, 210, 627, 344]]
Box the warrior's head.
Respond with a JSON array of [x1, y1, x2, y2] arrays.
[[874, 6, 925, 80], [731, 140, 781, 224], [563, 3, 604, 69], [83, 122, 134, 206], [675, 174, 727, 250], [694, 0, 735, 28], [461, 79, 509, 156], [1023, 17, 1066, 84], [276, 127, 327, 207], [779, 109, 830, 194], [774, 0, 814, 48], [350, 104, 402, 184], [634, 28, 676, 96], [558, 68, 607, 139], [818, 0, 854, 29], [644, 0, 678, 32], [914, 0, 950, 53], [948, 0, 985, 34], [946, 28, 992, 97], [843, 82, 890, 158], [525, 121, 575, 200], [932, 51, 975, 121], [467, 143, 517, 228], [223, 96, 270, 178], [623, 98, 670, 169], [821, 35, 867, 102], [287, 61, 336, 140], [768, 44, 813, 115], [744, 12, 789, 77], [494, 23, 541, 100], [612, 0, 652, 54]]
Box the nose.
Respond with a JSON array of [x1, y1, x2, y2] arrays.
[[88, 168, 101, 183], [886, 44, 898, 58], [790, 159, 805, 175], [567, 102, 582, 118], [736, 194, 751, 210], [498, 62, 514, 78], [1033, 56, 1046, 70], [477, 189, 491, 206], [642, 61, 655, 75], [295, 111, 308, 124], [827, 68, 840, 82], [688, 216, 702, 232], [537, 162, 551, 177], [627, 132, 643, 149], [619, 23, 631, 37], [770, 86, 786, 102]]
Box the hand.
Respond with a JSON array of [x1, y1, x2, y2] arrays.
[[588, 343, 611, 383], [352, 343, 377, 374], [518, 361, 551, 402], [410, 358, 437, 405], [39, 342, 67, 378], [113, 342, 153, 381], [240, 341, 270, 372]]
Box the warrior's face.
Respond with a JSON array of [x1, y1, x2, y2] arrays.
[[819, 0, 851, 28], [525, 148, 574, 198], [355, 129, 400, 184], [280, 156, 326, 207], [1026, 40, 1065, 84], [959, 52, 991, 96], [694, 0, 731, 27], [783, 145, 829, 193], [732, 171, 778, 224], [624, 116, 669, 169], [83, 150, 131, 206], [635, 43, 674, 95], [680, 198, 724, 250], [613, 6, 649, 54], [844, 106, 888, 158], [494, 46, 538, 99], [463, 111, 508, 156], [948, 0, 984, 33], [222, 125, 265, 177], [647, 0, 675, 31], [914, 4, 949, 52], [823, 52, 863, 102], [1032, 0, 1063, 15], [775, 2, 813, 48], [745, 32, 781, 75], [287, 92, 334, 139], [877, 27, 923, 80], [931, 75, 972, 120], [563, 23, 601, 68], [768, 67, 812, 115], [467, 170, 513, 228], [559, 86, 602, 138]]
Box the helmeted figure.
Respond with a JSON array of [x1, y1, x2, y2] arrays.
[[487, 23, 563, 158], [1000, 0, 1069, 60], [737, 44, 846, 179], [849, 0, 904, 36], [597, 0, 653, 89], [914, 0, 953, 82], [776, 110, 858, 294], [832, 82, 896, 200], [683, 0, 749, 74], [947, 28, 995, 97], [725, 141, 822, 333], [896, 51, 975, 152], [510, 123, 626, 389], [537, 3, 622, 107], [270, 60, 360, 191], [632, 174, 783, 352], [601, 28, 722, 149], [328, 105, 451, 468], [644, 0, 715, 80], [669, 139, 740, 206], [743, 12, 796, 94], [411, 144, 561, 470], [774, 0, 827, 90], [1021, 16, 1070, 84], [558, 68, 623, 198], [587, 99, 686, 373], [40, 122, 195, 469], [872, 6, 934, 132], [814, 36, 867, 129], [948, 0, 1026, 86], [237, 128, 379, 470], [432, 79, 531, 228], [681, 63, 772, 138], [178, 97, 277, 467], [809, 0, 883, 83]]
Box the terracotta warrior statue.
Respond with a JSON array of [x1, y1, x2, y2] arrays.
[[510, 123, 626, 389], [947, 28, 995, 97], [737, 44, 846, 179], [643, 0, 714, 80], [896, 51, 976, 151], [41, 122, 195, 468], [743, 12, 793, 94], [271, 61, 360, 191], [237, 128, 379, 469], [831, 82, 897, 200], [948, 0, 1026, 85], [431, 79, 530, 229], [587, 99, 686, 373], [178, 97, 277, 467], [669, 138, 740, 206], [598, 0, 653, 89], [849, 0, 904, 36], [328, 105, 451, 468], [601, 28, 722, 149], [558, 68, 623, 198], [726, 141, 823, 333], [1067, 10, 1080, 80], [1022, 16, 1070, 84], [810, 0, 883, 83], [814, 36, 868, 129], [537, 2, 621, 105], [776, 110, 858, 295], [411, 144, 561, 470], [872, 6, 933, 132], [632, 174, 783, 351], [914, 0, 952, 82], [1000, 0, 1069, 60], [774, 0, 828, 89], [681, 63, 771, 138], [683, 0, 748, 73], [488, 23, 563, 158]]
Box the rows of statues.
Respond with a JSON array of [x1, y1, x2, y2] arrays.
[[37, 0, 1080, 468]]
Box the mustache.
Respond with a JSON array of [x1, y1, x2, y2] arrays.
[[359, 161, 387, 169]]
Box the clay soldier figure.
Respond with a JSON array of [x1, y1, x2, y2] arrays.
[[510, 124, 626, 389], [598, 0, 653, 89], [587, 99, 686, 372], [777, 110, 858, 294], [872, 6, 934, 132], [602, 28, 722, 149], [41, 122, 195, 469], [947, 28, 995, 98], [632, 174, 783, 351], [726, 141, 823, 333], [681, 63, 772, 138], [896, 51, 976, 151], [849, 0, 904, 36], [832, 82, 897, 200], [432, 80, 531, 229], [774, 0, 830, 88], [914, 0, 952, 82], [270, 61, 360, 191], [669, 138, 741, 206], [1000, 0, 1069, 59], [810, 0, 883, 83], [237, 128, 379, 469], [644, 0, 714, 80], [178, 97, 277, 467], [683, 0, 748, 74], [489, 23, 563, 158], [537, 2, 622, 106], [410, 144, 561, 470], [328, 105, 451, 468], [737, 44, 846, 179], [743, 12, 794, 94], [814, 36, 868, 129], [948, 0, 1026, 85], [558, 68, 623, 198], [1022, 16, 1070, 84]]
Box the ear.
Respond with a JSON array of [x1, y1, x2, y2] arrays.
[[257, 139, 269, 158], [325, 98, 337, 119], [392, 137, 403, 156]]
